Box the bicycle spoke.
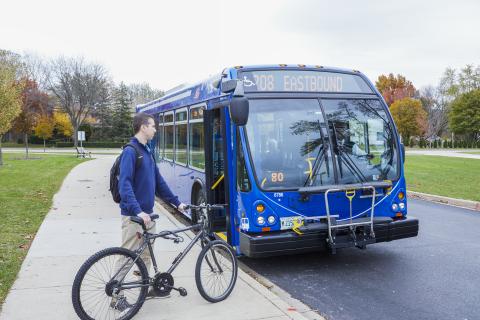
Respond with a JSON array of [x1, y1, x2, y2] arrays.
[[75, 252, 147, 320], [198, 244, 235, 300]]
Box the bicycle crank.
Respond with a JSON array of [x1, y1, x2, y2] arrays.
[[152, 273, 174, 297]]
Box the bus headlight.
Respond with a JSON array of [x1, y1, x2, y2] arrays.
[[391, 203, 399, 212], [267, 216, 276, 224], [399, 202, 406, 211], [257, 216, 265, 225]]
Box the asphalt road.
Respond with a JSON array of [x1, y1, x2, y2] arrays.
[[241, 199, 480, 320]]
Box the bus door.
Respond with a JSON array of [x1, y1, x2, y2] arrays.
[[204, 108, 230, 240]]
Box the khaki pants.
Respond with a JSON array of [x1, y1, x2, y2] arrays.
[[115, 216, 156, 281]]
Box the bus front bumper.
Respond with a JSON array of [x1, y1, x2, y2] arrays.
[[239, 216, 419, 258]]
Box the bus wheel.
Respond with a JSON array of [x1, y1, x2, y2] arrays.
[[192, 187, 206, 224]]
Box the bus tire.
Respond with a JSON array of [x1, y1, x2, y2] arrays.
[[191, 185, 206, 224]]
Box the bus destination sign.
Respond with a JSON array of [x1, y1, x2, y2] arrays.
[[240, 70, 372, 94]]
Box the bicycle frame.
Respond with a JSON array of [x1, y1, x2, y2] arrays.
[[113, 222, 209, 291]]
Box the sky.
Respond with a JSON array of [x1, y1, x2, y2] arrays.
[[1, 0, 479, 92]]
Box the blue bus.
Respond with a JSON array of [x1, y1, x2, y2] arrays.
[[137, 65, 419, 257]]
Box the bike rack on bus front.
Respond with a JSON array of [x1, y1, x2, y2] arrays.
[[299, 181, 392, 252], [324, 185, 376, 246]]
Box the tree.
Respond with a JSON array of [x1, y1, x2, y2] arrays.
[[0, 49, 24, 166], [128, 82, 164, 113], [390, 98, 427, 142], [448, 89, 480, 142], [34, 115, 54, 152], [419, 86, 449, 139], [53, 111, 74, 139], [47, 57, 110, 146], [111, 82, 133, 140], [375, 73, 416, 106], [23, 52, 48, 90], [439, 65, 480, 100], [13, 78, 51, 159]]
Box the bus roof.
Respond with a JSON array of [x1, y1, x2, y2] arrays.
[[136, 64, 368, 114]]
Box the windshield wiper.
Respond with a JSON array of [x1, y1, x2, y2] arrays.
[[303, 120, 330, 187], [358, 100, 396, 171], [329, 121, 368, 183]]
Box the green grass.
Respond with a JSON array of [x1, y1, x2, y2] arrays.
[[405, 155, 480, 201], [0, 153, 88, 305], [1, 143, 52, 149]]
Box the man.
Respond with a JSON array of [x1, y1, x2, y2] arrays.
[[114, 112, 186, 308]]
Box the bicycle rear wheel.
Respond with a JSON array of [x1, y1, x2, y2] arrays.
[[195, 240, 238, 303], [72, 247, 149, 320]]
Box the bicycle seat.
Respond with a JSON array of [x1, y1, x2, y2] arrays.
[[130, 214, 160, 227]]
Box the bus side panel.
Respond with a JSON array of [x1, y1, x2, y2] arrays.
[[173, 164, 196, 208]]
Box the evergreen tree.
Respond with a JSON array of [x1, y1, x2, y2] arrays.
[[92, 103, 113, 140], [112, 82, 133, 141]]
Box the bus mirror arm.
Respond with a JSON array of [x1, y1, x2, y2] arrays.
[[401, 143, 405, 163], [220, 79, 245, 97]]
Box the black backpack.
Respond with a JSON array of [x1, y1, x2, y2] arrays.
[[109, 143, 143, 203]]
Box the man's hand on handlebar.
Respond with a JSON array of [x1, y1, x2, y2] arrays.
[[137, 212, 152, 225], [177, 203, 188, 213]]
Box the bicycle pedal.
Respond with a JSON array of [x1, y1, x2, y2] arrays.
[[178, 287, 187, 296]]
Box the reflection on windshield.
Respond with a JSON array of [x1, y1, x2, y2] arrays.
[[244, 99, 399, 191], [245, 99, 334, 190], [322, 99, 398, 184]]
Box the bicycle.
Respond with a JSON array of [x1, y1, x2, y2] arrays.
[[71, 204, 238, 320]]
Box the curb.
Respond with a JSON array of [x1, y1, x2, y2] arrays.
[[408, 191, 480, 212], [154, 201, 323, 320]]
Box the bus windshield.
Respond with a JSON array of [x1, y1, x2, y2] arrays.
[[244, 99, 399, 191]]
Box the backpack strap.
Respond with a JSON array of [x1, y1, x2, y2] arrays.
[[123, 143, 143, 169], [122, 143, 144, 174]]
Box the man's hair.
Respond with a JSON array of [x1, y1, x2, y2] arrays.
[[133, 112, 154, 133]]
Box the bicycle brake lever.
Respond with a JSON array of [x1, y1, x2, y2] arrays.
[[173, 236, 184, 244]]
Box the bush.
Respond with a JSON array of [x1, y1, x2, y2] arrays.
[[56, 142, 74, 148], [83, 142, 124, 148]]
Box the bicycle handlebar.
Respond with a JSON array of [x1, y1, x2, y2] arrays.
[[129, 214, 160, 228]]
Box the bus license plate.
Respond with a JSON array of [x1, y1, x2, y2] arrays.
[[280, 217, 298, 230]]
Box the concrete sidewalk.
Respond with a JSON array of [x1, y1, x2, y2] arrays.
[[0, 156, 316, 320], [406, 149, 480, 159]]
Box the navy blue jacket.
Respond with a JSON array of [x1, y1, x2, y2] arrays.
[[119, 137, 180, 216]]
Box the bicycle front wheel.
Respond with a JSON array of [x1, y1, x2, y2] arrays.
[[72, 247, 149, 320], [195, 240, 238, 303]]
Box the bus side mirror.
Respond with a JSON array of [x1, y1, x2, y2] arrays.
[[401, 143, 405, 163], [230, 97, 249, 126]]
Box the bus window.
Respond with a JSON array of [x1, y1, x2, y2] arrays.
[[237, 128, 251, 192], [164, 112, 174, 161], [245, 99, 333, 190], [156, 113, 164, 160], [213, 115, 224, 179], [189, 107, 205, 170], [175, 108, 188, 165], [322, 99, 398, 183]]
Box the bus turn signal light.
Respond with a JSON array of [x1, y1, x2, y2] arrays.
[[256, 204, 265, 213], [398, 192, 405, 200]]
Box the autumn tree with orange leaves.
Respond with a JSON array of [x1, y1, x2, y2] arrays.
[[376, 73, 416, 106], [13, 78, 53, 158]]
